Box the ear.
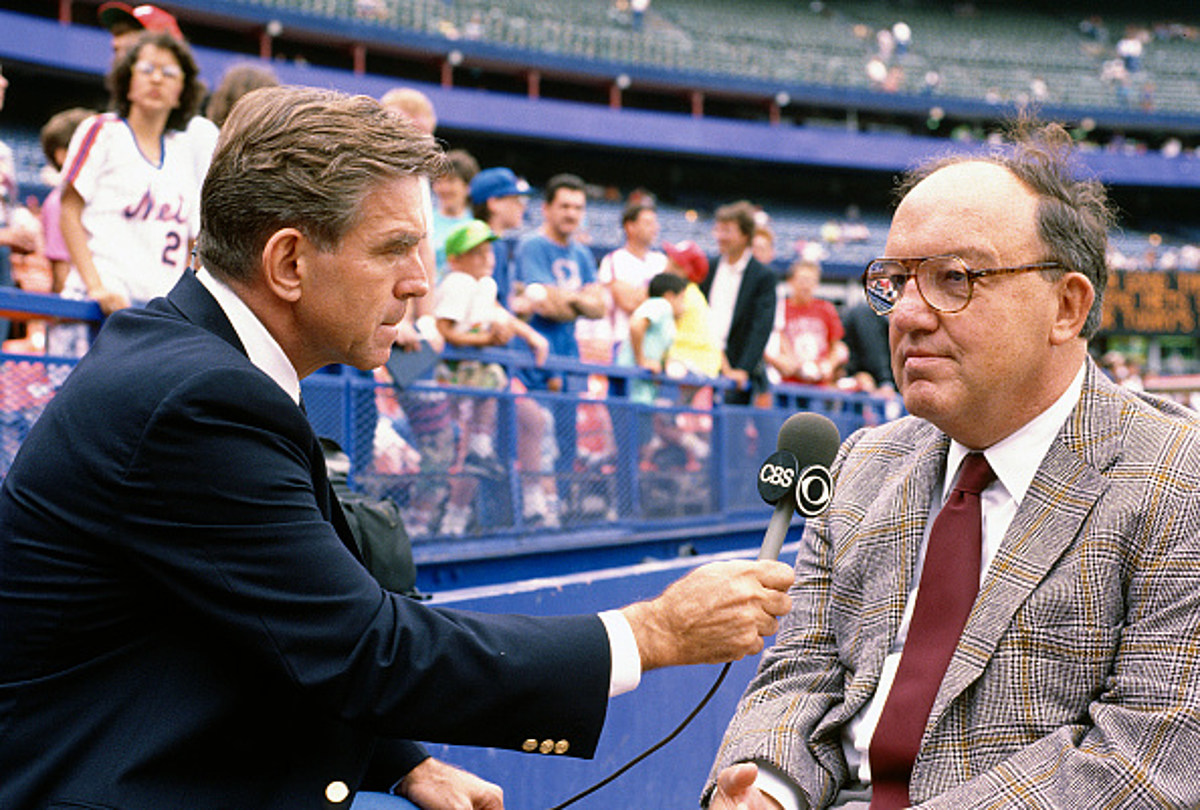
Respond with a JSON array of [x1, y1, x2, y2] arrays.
[[1049, 271, 1095, 345], [260, 228, 308, 304]]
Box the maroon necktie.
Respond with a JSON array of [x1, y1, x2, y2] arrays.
[[868, 452, 996, 810]]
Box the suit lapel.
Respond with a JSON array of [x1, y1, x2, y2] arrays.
[[933, 362, 1116, 720]]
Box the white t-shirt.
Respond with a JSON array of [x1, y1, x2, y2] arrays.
[[186, 116, 220, 183], [62, 113, 213, 304], [434, 271, 503, 334], [597, 246, 667, 349]]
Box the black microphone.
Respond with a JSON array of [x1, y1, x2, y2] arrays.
[[757, 412, 840, 561]]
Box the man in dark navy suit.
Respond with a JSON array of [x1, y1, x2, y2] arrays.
[[0, 86, 793, 810], [701, 201, 777, 406]]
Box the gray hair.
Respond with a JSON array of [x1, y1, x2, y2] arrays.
[[897, 122, 1114, 338]]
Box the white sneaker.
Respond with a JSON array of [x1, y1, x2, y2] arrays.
[[438, 504, 472, 537], [522, 486, 561, 529]]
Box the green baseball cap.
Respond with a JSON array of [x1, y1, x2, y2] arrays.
[[444, 219, 497, 258]]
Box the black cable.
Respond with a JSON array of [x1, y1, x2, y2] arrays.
[[546, 661, 733, 810]]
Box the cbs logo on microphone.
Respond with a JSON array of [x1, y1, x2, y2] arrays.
[[758, 450, 833, 517]]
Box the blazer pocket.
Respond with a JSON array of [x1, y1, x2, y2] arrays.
[[49, 801, 119, 809], [998, 620, 1119, 719]]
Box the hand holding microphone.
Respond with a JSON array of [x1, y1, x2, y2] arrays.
[[553, 413, 840, 809]]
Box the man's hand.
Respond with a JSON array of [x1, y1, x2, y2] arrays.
[[620, 560, 793, 671], [724, 367, 750, 388], [398, 757, 503, 810], [710, 763, 785, 810]]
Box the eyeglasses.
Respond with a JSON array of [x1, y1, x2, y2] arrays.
[[133, 60, 183, 81], [862, 255, 1065, 315]]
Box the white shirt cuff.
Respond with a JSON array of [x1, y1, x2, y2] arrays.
[[599, 609, 642, 697], [754, 761, 806, 810]]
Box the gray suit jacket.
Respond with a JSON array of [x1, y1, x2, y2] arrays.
[[709, 360, 1200, 808]]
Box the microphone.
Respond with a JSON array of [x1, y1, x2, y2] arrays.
[[757, 412, 840, 561]]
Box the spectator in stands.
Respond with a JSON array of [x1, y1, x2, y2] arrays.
[[751, 223, 776, 268], [615, 272, 687, 404], [1117, 28, 1145, 73], [1100, 349, 1144, 391], [431, 149, 480, 281], [707, 124, 1200, 810], [701, 200, 776, 405], [0, 85, 796, 810], [59, 32, 211, 314], [892, 21, 911, 57], [764, 258, 848, 387], [469, 166, 532, 303], [98, 4, 220, 217], [841, 297, 894, 393], [630, 0, 650, 31], [511, 172, 606, 526], [0, 65, 39, 347], [512, 172, 606, 390], [98, 2, 184, 61], [39, 107, 95, 357], [204, 63, 279, 127], [599, 201, 667, 361], [662, 239, 722, 380], [434, 220, 549, 536]]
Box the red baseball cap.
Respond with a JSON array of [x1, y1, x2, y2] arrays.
[[98, 2, 184, 41], [662, 240, 709, 285]]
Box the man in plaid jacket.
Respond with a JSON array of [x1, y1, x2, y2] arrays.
[[706, 124, 1200, 809]]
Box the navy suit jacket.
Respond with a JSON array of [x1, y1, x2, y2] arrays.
[[0, 271, 610, 809], [701, 253, 777, 396]]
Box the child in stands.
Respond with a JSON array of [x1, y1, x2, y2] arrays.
[[615, 271, 687, 404], [433, 219, 548, 535]]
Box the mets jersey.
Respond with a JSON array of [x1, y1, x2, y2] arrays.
[[62, 113, 211, 305]]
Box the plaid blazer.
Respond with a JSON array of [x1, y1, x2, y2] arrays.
[[708, 359, 1200, 809]]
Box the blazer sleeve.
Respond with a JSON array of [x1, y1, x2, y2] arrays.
[[116, 365, 611, 757]]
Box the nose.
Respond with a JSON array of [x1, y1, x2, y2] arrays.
[[398, 253, 431, 300], [887, 277, 936, 332]]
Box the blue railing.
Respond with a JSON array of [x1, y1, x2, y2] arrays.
[[0, 286, 897, 588]]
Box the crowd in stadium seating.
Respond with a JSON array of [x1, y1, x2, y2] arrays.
[[0, 0, 901, 535]]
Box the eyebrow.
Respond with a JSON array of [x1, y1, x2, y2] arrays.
[[376, 232, 424, 253]]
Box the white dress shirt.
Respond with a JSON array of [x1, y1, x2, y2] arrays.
[[707, 249, 750, 353], [194, 269, 641, 698], [757, 362, 1087, 809]]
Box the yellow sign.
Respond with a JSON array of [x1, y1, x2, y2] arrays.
[[1101, 270, 1200, 335]]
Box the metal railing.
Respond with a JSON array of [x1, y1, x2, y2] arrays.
[[0, 287, 900, 584]]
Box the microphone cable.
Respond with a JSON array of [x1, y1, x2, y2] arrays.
[[546, 661, 732, 810]]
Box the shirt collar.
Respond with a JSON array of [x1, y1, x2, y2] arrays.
[[195, 268, 302, 406], [718, 248, 750, 276], [944, 361, 1086, 506]]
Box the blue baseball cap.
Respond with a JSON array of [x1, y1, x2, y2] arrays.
[[469, 167, 532, 204]]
